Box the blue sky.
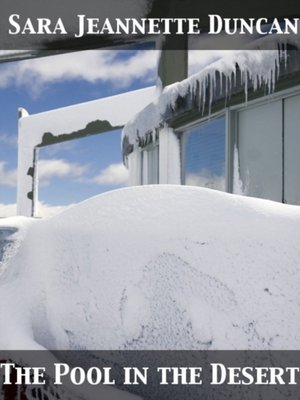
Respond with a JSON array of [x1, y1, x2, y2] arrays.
[[0, 48, 158, 216]]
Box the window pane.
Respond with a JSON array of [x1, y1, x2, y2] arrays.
[[237, 101, 282, 202], [284, 94, 300, 205], [184, 116, 226, 191]]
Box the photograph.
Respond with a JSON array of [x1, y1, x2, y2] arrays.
[[0, 1, 299, 399]]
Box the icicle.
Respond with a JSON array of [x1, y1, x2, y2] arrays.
[[191, 79, 195, 101], [214, 70, 217, 100], [219, 72, 223, 97], [208, 72, 213, 115], [202, 76, 207, 115], [233, 67, 236, 88], [151, 129, 156, 143], [253, 74, 257, 92], [244, 71, 248, 104], [198, 79, 202, 111], [123, 43, 297, 150], [225, 74, 229, 98], [258, 73, 262, 89], [283, 48, 288, 70], [228, 73, 232, 101]]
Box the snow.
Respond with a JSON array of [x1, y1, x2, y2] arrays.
[[127, 151, 142, 185], [0, 185, 300, 353], [232, 146, 244, 195], [158, 125, 181, 184], [122, 50, 286, 147], [19, 86, 156, 140], [0, 218, 31, 283]]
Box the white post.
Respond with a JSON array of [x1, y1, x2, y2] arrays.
[[157, 39, 187, 186], [127, 151, 142, 186], [159, 124, 181, 184], [17, 108, 37, 217]]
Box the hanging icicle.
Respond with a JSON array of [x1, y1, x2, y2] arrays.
[[123, 42, 296, 149]]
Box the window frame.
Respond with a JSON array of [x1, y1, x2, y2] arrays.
[[228, 84, 300, 202]]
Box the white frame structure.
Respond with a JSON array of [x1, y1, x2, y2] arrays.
[[17, 86, 156, 217]]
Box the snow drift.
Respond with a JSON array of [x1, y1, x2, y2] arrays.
[[0, 185, 300, 351]]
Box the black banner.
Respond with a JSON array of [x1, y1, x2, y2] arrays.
[[0, 351, 300, 399], [0, 0, 299, 50]]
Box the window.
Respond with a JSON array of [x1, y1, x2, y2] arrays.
[[236, 101, 282, 202], [182, 116, 226, 191], [234, 92, 300, 205], [284, 94, 300, 205]]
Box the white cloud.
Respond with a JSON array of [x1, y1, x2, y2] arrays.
[[0, 203, 16, 217], [92, 162, 128, 186], [0, 161, 17, 187], [0, 202, 71, 218], [0, 158, 88, 188], [0, 50, 158, 93], [186, 171, 225, 191], [0, 132, 17, 147], [188, 50, 239, 76], [41, 140, 78, 157], [38, 159, 88, 186]]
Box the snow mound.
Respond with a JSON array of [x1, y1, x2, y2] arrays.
[[1, 185, 300, 350]]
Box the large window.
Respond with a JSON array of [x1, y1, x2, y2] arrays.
[[182, 116, 226, 191], [236, 101, 282, 202], [284, 94, 300, 205], [234, 93, 300, 205]]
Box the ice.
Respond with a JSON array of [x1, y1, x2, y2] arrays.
[[122, 49, 288, 146]]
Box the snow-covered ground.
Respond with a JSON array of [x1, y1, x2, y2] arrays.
[[0, 185, 299, 351]]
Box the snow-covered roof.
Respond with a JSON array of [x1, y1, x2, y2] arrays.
[[122, 38, 300, 153]]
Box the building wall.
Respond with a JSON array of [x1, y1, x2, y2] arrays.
[[232, 90, 300, 205], [132, 86, 300, 206]]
